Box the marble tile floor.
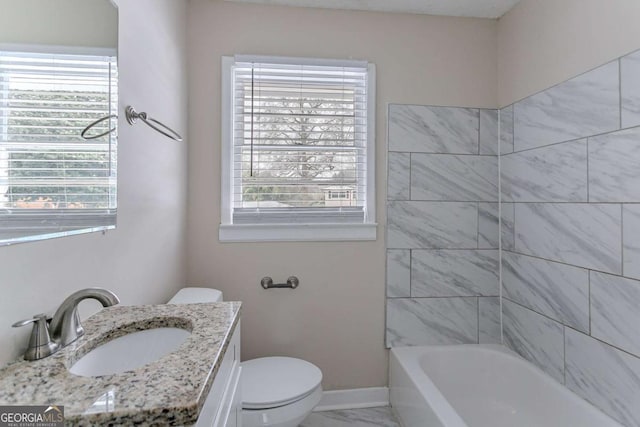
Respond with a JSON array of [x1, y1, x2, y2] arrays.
[[301, 407, 401, 427]]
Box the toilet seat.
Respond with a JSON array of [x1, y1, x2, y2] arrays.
[[242, 357, 323, 410]]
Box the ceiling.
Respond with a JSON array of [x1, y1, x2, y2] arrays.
[[223, 0, 522, 18]]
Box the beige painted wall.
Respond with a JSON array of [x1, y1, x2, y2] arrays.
[[186, 0, 497, 390], [497, 0, 640, 106], [0, 0, 188, 366], [0, 0, 117, 49]]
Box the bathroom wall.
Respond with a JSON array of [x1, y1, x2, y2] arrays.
[[385, 104, 501, 347], [186, 0, 498, 390], [499, 53, 640, 427], [0, 0, 188, 366], [497, 0, 640, 105]]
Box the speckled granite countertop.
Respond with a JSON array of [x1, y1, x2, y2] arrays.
[[0, 302, 241, 426]]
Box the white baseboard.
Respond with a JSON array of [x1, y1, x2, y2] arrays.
[[313, 387, 389, 412]]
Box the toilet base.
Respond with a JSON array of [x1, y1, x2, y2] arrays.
[[242, 385, 322, 427]]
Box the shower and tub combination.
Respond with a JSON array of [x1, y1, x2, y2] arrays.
[[386, 48, 640, 427]]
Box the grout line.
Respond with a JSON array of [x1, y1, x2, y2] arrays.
[[498, 107, 504, 345], [402, 248, 498, 252], [388, 151, 503, 158], [511, 203, 516, 251], [621, 204, 625, 278], [564, 323, 640, 361], [586, 137, 590, 202], [477, 296, 480, 343], [503, 297, 572, 357], [389, 201, 640, 204], [409, 248, 412, 298], [563, 326, 567, 385], [507, 122, 640, 155], [588, 271, 592, 336], [478, 110, 481, 155], [382, 200, 640, 204], [504, 297, 569, 329], [477, 202, 480, 249], [511, 105, 516, 153], [504, 296, 640, 360], [619, 58, 623, 130], [408, 152, 412, 201], [393, 295, 498, 300], [501, 249, 634, 279], [388, 199, 498, 203]]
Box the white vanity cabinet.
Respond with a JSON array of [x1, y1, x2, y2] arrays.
[[195, 322, 242, 427]]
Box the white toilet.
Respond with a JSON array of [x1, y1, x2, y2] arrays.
[[168, 287, 323, 427]]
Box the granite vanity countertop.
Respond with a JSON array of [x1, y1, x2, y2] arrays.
[[0, 302, 242, 426]]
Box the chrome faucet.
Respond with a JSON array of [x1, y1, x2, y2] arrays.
[[13, 288, 119, 360], [49, 288, 120, 346]]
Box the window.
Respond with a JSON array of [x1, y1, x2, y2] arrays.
[[0, 48, 118, 244], [329, 191, 348, 200], [220, 55, 376, 242]]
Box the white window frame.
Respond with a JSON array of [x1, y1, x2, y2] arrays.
[[219, 55, 376, 242]]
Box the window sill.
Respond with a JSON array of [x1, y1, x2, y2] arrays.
[[218, 223, 377, 242]]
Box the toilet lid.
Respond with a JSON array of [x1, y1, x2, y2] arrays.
[[242, 357, 322, 410], [167, 287, 223, 304]]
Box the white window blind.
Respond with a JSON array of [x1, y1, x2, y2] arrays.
[[230, 58, 371, 225], [0, 50, 117, 241]]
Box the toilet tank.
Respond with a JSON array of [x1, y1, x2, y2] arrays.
[[168, 287, 223, 304]]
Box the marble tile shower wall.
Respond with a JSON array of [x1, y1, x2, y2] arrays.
[[500, 51, 640, 427], [385, 104, 501, 348]]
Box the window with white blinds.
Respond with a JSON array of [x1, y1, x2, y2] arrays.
[[220, 55, 376, 241], [0, 49, 118, 243]]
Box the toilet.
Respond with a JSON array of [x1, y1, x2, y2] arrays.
[[168, 287, 323, 427]]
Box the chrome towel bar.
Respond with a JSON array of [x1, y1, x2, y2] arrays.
[[125, 106, 183, 141], [261, 276, 300, 289], [80, 114, 117, 140], [80, 106, 183, 142]]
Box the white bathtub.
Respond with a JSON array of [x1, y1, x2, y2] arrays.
[[389, 344, 622, 427]]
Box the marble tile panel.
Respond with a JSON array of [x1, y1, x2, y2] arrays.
[[302, 407, 400, 427], [387, 201, 478, 249], [386, 250, 411, 298], [589, 126, 640, 202], [478, 297, 501, 344], [565, 328, 640, 427], [387, 152, 411, 200], [410, 154, 498, 201], [513, 61, 620, 151], [623, 204, 640, 279], [591, 272, 640, 357], [386, 297, 478, 348], [411, 250, 499, 297], [500, 202, 515, 251], [502, 300, 565, 383], [479, 109, 499, 155], [500, 104, 514, 154], [388, 104, 479, 154], [478, 202, 499, 249], [501, 139, 588, 202], [621, 49, 640, 129], [514, 203, 622, 274], [502, 252, 589, 332]]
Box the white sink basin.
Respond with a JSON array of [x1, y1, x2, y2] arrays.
[[70, 327, 191, 377]]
